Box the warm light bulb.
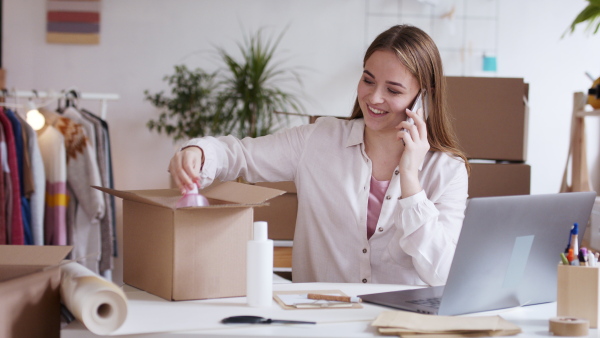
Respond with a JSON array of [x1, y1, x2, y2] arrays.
[[26, 101, 46, 131]]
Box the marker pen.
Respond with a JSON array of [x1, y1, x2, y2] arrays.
[[565, 224, 573, 253], [579, 247, 588, 266], [560, 252, 569, 265], [588, 251, 597, 267], [570, 223, 579, 256], [567, 248, 575, 264]]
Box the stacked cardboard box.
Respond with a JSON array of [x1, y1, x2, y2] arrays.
[[446, 76, 530, 197], [254, 181, 297, 240]]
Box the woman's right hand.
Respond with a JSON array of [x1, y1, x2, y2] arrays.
[[168, 146, 204, 194]]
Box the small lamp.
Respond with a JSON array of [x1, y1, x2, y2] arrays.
[[26, 100, 45, 131]]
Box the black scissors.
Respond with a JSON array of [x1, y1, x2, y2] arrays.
[[221, 315, 316, 325]]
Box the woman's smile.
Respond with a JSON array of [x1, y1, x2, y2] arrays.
[[367, 105, 388, 116]]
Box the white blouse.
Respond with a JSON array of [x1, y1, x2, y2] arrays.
[[182, 117, 469, 286]]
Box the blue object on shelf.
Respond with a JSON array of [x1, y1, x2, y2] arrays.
[[483, 55, 497, 72]]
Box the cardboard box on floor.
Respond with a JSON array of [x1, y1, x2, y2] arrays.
[[95, 181, 284, 301], [468, 162, 530, 198], [446, 76, 529, 162], [0, 245, 72, 338]]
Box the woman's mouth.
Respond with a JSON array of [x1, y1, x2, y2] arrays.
[[368, 105, 387, 115]]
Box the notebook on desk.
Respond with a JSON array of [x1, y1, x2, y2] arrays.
[[359, 191, 597, 316]]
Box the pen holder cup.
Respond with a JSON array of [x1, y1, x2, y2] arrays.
[[557, 264, 600, 328]]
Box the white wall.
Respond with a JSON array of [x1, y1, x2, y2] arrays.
[[4, 0, 600, 282], [5, 0, 600, 194], [4, 0, 367, 191]]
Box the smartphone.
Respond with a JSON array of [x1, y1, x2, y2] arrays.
[[407, 91, 429, 121], [403, 91, 427, 135]]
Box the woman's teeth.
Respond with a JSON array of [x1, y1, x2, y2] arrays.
[[370, 107, 386, 115]]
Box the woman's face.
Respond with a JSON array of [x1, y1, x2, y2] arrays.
[[357, 49, 420, 134]]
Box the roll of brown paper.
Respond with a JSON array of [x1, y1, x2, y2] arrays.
[[60, 262, 128, 335], [549, 317, 589, 336]]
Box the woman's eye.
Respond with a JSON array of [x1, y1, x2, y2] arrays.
[[388, 88, 401, 95], [362, 78, 374, 85]]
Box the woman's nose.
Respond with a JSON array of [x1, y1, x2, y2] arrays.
[[369, 87, 385, 104]]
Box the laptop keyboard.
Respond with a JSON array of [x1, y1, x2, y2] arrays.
[[406, 297, 441, 308]]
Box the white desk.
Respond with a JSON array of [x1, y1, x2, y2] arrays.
[[61, 280, 597, 337]]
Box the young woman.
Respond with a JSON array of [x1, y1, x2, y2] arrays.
[[168, 25, 469, 286]]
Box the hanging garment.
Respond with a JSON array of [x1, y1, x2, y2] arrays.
[[79, 108, 115, 272], [5, 109, 33, 244], [63, 106, 112, 272], [0, 125, 7, 244], [37, 123, 68, 245], [17, 113, 46, 245], [0, 109, 24, 244], [11, 111, 35, 197], [40, 107, 104, 273], [87, 109, 117, 258]]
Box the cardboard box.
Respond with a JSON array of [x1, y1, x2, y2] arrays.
[[0, 245, 72, 338], [446, 76, 529, 162], [557, 265, 600, 328], [469, 163, 530, 198], [95, 181, 284, 301], [254, 181, 297, 240]]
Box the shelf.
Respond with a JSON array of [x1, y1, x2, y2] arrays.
[[576, 108, 600, 117]]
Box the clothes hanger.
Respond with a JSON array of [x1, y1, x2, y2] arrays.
[[65, 89, 80, 109]]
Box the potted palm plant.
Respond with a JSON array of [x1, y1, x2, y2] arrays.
[[145, 65, 221, 141], [146, 28, 304, 141], [566, 0, 600, 35]]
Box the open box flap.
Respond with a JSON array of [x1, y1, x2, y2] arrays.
[[255, 181, 297, 194], [201, 181, 285, 204], [0, 245, 72, 266], [94, 186, 180, 208], [94, 181, 284, 209]]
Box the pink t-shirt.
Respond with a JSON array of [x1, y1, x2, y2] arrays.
[[367, 176, 390, 239]]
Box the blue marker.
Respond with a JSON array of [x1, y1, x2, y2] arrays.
[[565, 223, 575, 253], [571, 223, 579, 256]]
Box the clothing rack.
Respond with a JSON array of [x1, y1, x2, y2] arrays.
[[2, 89, 119, 119], [0, 80, 119, 277]]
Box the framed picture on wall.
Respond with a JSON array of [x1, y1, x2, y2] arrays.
[[46, 0, 101, 45]]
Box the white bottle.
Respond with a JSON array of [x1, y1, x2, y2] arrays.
[[246, 221, 273, 307]]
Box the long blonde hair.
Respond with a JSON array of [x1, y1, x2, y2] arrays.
[[349, 25, 469, 172]]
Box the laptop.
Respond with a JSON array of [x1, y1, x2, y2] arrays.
[[359, 191, 597, 315]]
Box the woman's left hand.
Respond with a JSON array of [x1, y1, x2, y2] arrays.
[[396, 107, 430, 196]]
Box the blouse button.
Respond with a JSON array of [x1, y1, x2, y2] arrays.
[[385, 195, 391, 200], [394, 170, 399, 175], [362, 248, 367, 254], [378, 227, 384, 232], [362, 278, 368, 283]]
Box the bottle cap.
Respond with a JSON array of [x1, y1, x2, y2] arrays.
[[188, 183, 199, 194], [253, 221, 268, 241]]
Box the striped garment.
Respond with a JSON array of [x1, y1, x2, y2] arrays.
[[37, 125, 68, 245]]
